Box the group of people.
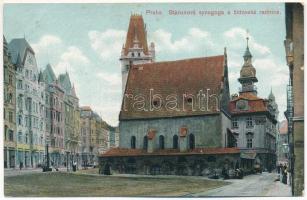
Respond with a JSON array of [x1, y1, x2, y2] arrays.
[[277, 163, 288, 184]]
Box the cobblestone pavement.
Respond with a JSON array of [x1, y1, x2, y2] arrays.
[[185, 172, 292, 197]]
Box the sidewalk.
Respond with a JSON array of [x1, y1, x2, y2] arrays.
[[264, 175, 292, 196]]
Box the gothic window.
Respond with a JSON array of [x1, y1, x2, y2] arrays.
[[159, 135, 165, 149], [189, 134, 195, 149], [18, 132, 23, 143], [18, 115, 22, 126], [173, 135, 178, 149], [25, 133, 29, 144], [4, 125, 8, 141], [8, 93, 12, 103], [18, 95, 23, 109], [8, 112, 13, 123], [246, 132, 253, 148], [8, 74, 12, 85], [17, 80, 23, 89], [143, 136, 148, 150], [131, 136, 136, 149], [232, 118, 238, 128], [246, 117, 253, 128], [9, 130, 14, 141]]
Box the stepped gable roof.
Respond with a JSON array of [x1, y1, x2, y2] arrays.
[[8, 38, 35, 65], [123, 14, 149, 55], [100, 147, 240, 157], [120, 55, 226, 120]]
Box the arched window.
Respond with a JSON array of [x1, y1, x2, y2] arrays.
[[189, 134, 195, 149], [18, 115, 22, 125], [173, 135, 178, 149], [18, 132, 23, 143], [143, 136, 148, 150], [131, 136, 136, 149], [159, 135, 165, 149], [4, 125, 8, 141]]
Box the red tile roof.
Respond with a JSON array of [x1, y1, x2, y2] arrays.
[[120, 55, 226, 120], [124, 15, 149, 56], [100, 147, 240, 157], [279, 120, 288, 135], [229, 92, 269, 115]]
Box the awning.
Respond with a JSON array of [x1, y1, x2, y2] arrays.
[[240, 152, 257, 159]]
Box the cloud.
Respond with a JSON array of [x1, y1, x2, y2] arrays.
[[32, 35, 62, 54], [54, 46, 90, 75], [224, 27, 271, 56], [97, 71, 121, 86], [150, 27, 214, 53], [88, 29, 126, 60]]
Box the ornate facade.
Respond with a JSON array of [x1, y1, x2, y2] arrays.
[[80, 106, 109, 166], [228, 37, 278, 171], [8, 38, 46, 168], [4, 36, 17, 168], [42, 64, 65, 167]]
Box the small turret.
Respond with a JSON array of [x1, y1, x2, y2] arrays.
[[238, 34, 258, 95]]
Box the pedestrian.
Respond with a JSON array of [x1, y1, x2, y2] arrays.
[[282, 165, 288, 184], [277, 164, 280, 174], [19, 162, 23, 170]]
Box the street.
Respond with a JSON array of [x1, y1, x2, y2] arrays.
[[186, 172, 292, 197]]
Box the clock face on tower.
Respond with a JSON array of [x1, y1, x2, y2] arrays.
[[236, 100, 248, 111]]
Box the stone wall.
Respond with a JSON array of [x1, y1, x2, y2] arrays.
[[119, 114, 227, 150], [99, 154, 240, 176]]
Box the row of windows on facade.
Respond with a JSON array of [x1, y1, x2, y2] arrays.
[[17, 68, 38, 83], [17, 96, 44, 115], [232, 117, 275, 130], [232, 117, 253, 128], [17, 80, 65, 111], [234, 132, 276, 150], [130, 134, 196, 150], [5, 128, 44, 146], [50, 137, 64, 149], [16, 80, 44, 101], [17, 115, 44, 131]]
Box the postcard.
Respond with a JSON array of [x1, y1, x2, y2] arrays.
[[3, 1, 304, 197]]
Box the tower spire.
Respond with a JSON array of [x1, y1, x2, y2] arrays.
[[238, 31, 258, 95]]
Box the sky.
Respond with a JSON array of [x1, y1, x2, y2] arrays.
[[4, 3, 288, 126]]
